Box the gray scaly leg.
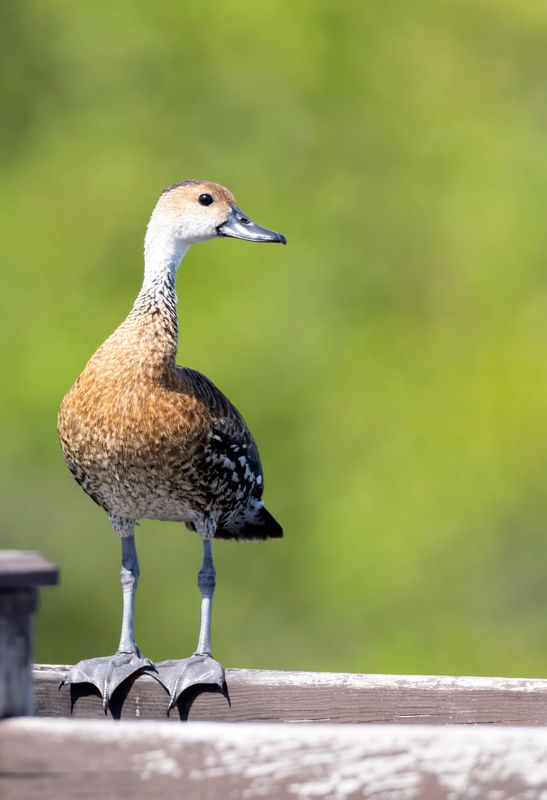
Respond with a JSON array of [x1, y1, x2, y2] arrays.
[[61, 518, 156, 711], [195, 539, 215, 655], [157, 538, 225, 711], [118, 534, 140, 654]]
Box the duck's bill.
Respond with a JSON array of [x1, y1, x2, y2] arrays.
[[217, 206, 287, 244]]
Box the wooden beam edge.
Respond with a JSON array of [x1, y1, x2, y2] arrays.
[[34, 663, 547, 693], [0, 551, 59, 588], [3, 717, 547, 799], [32, 664, 547, 726]]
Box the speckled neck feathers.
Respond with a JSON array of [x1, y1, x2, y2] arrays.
[[122, 213, 190, 380]]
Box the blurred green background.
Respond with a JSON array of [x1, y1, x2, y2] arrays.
[[1, 0, 547, 678]]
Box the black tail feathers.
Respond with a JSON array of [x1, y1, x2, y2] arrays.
[[215, 503, 283, 542]]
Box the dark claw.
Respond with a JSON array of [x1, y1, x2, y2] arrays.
[[60, 653, 158, 711], [156, 654, 225, 712]]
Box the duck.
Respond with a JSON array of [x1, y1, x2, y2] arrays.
[[57, 180, 286, 710]]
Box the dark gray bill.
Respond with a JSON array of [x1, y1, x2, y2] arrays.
[[217, 206, 287, 244]]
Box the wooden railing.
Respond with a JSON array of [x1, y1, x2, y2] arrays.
[[5, 715, 547, 799], [34, 663, 547, 725], [3, 550, 547, 799]]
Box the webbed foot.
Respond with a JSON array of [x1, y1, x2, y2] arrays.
[[60, 652, 157, 711], [156, 654, 225, 712]]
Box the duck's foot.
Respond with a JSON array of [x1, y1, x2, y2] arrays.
[[156, 654, 225, 712], [60, 652, 157, 712]]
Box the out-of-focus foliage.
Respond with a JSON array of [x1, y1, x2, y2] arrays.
[[1, 0, 547, 677]]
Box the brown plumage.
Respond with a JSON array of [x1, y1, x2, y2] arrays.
[[58, 181, 283, 541], [57, 180, 286, 710]]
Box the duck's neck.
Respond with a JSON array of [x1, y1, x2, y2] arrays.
[[136, 235, 189, 313], [127, 223, 190, 378]]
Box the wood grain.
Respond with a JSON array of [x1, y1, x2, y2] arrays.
[[34, 664, 547, 725], [3, 716, 547, 799]]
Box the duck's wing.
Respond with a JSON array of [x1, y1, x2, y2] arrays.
[[175, 367, 283, 541], [176, 366, 259, 455]]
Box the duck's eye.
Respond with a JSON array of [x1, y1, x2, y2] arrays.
[[198, 193, 214, 206]]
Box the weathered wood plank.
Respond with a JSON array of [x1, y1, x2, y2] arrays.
[[35, 663, 547, 725], [2, 717, 547, 799], [0, 591, 36, 717], [0, 554, 57, 719], [0, 551, 58, 588]]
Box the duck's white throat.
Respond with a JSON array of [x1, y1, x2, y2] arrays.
[[142, 213, 190, 293]]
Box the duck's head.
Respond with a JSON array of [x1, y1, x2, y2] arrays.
[[150, 180, 287, 248]]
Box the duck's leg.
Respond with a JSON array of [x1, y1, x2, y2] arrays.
[[61, 518, 157, 711], [195, 538, 216, 655], [157, 538, 225, 710]]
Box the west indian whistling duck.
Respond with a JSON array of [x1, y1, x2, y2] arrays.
[[58, 181, 286, 710]]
